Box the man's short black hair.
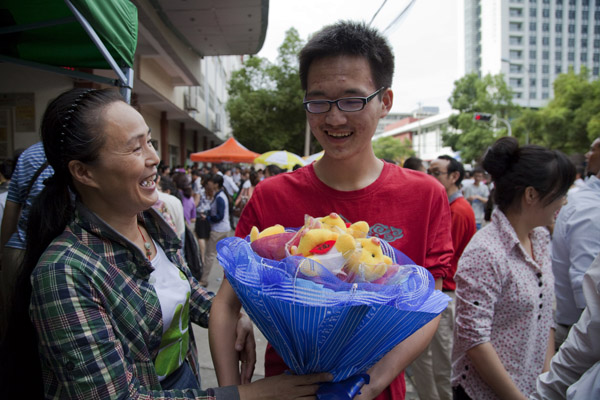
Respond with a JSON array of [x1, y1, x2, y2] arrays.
[[438, 155, 465, 187], [299, 21, 394, 91]]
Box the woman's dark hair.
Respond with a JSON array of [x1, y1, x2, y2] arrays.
[[3, 88, 124, 397], [482, 137, 576, 212], [172, 172, 193, 198], [299, 21, 394, 91], [249, 171, 259, 187]]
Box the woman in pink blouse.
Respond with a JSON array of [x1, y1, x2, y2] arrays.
[[452, 137, 575, 400]]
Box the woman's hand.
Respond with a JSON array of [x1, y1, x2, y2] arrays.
[[238, 373, 333, 400], [235, 313, 256, 384]]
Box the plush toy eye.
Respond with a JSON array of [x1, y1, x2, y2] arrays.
[[371, 254, 375, 258]]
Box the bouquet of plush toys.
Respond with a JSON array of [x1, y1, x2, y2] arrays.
[[217, 213, 450, 399], [249, 213, 408, 284]]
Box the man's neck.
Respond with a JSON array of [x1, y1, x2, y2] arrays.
[[313, 153, 384, 192]]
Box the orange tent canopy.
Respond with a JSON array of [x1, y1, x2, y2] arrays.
[[190, 137, 260, 163]]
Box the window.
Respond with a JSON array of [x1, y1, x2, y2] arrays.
[[510, 64, 523, 73], [581, 53, 588, 61], [530, 7, 537, 17], [530, 78, 537, 87], [530, 92, 537, 99], [596, 11, 600, 20], [542, 92, 550, 99], [542, 78, 550, 87], [510, 8, 523, 17], [530, 22, 537, 31], [569, 38, 575, 47], [568, 25, 575, 33], [510, 36, 523, 45], [543, 36, 550, 45], [530, 50, 537, 59], [510, 78, 523, 87], [530, 36, 537, 45], [569, 10, 576, 19], [543, 64, 550, 73], [595, 39, 600, 48], [556, 65, 562, 73], [510, 22, 522, 31], [543, 8, 550, 18], [568, 52, 575, 61], [583, 11, 589, 19], [543, 50, 550, 59], [582, 39, 589, 47], [529, 63, 537, 73], [594, 67, 599, 76], [556, 10, 563, 18], [510, 50, 523, 59], [582, 25, 589, 34], [555, 24, 563, 33], [556, 37, 563, 46], [593, 53, 600, 61], [543, 23, 550, 32], [514, 92, 523, 99], [556, 51, 562, 60]]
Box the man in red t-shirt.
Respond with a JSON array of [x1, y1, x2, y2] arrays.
[[411, 155, 476, 400], [209, 21, 453, 400]]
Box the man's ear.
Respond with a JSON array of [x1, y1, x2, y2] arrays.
[[449, 171, 460, 185], [379, 88, 393, 118], [68, 160, 100, 189]]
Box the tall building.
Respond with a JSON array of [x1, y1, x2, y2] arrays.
[[464, 0, 600, 108]]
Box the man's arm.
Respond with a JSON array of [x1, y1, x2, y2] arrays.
[[1, 200, 21, 248]]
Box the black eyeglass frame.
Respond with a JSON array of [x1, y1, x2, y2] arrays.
[[303, 87, 386, 114]]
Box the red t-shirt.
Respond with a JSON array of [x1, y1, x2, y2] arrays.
[[443, 195, 477, 291], [235, 162, 453, 399]]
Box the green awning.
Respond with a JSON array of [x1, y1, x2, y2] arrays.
[[0, 0, 137, 69]]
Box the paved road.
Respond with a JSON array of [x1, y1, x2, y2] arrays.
[[193, 259, 419, 398]]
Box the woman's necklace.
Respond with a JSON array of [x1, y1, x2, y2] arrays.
[[137, 225, 152, 260]]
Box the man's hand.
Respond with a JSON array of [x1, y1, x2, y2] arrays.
[[238, 372, 332, 400]]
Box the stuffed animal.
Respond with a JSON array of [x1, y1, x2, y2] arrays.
[[250, 224, 285, 242], [335, 234, 393, 282]]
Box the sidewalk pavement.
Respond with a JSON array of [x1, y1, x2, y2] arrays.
[[194, 259, 420, 399]]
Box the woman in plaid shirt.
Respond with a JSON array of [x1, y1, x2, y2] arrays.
[[3, 88, 329, 399]]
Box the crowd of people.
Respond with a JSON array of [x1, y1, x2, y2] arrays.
[[0, 20, 598, 400]]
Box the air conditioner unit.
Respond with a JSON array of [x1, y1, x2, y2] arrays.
[[184, 87, 198, 112]]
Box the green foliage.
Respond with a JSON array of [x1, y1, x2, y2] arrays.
[[226, 28, 320, 154], [372, 136, 415, 163], [443, 73, 520, 164], [512, 67, 600, 153]]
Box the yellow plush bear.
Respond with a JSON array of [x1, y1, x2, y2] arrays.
[[335, 234, 392, 282], [250, 224, 285, 242]]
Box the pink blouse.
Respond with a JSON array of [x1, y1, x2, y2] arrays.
[[451, 209, 554, 399]]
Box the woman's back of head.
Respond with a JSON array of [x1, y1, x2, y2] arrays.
[[483, 136, 575, 212]]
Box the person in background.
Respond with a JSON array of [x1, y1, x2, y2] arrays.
[[155, 174, 186, 241], [411, 155, 476, 400], [0, 142, 53, 343], [452, 136, 575, 400], [567, 165, 586, 197], [533, 252, 600, 399], [173, 172, 196, 230], [209, 21, 453, 400], [403, 156, 426, 172], [194, 174, 212, 266], [551, 136, 600, 349], [1, 87, 329, 399], [264, 164, 285, 178], [462, 167, 489, 230], [199, 174, 232, 287]]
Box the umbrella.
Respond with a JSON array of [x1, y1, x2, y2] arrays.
[[254, 150, 306, 170], [190, 137, 259, 163], [304, 151, 324, 164]]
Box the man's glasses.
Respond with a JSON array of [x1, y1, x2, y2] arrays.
[[427, 170, 449, 177], [303, 87, 385, 114]]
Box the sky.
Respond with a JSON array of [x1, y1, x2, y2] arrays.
[[256, 0, 464, 115]]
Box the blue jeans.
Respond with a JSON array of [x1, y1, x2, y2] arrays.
[[161, 362, 201, 391]]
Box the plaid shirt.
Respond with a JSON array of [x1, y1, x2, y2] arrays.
[[30, 203, 234, 399]]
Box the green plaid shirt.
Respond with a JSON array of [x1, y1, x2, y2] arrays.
[[30, 203, 233, 399]]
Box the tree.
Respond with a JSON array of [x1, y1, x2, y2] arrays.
[[372, 136, 415, 164], [513, 67, 600, 153], [443, 73, 520, 164], [226, 28, 320, 155]]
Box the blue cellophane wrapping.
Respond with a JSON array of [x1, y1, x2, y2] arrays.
[[217, 235, 450, 383]]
